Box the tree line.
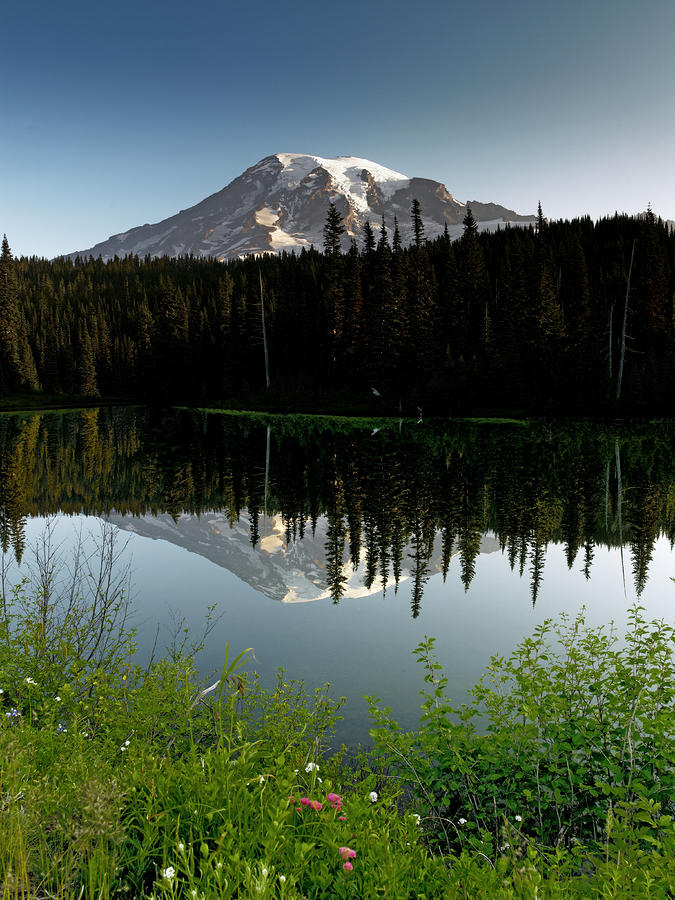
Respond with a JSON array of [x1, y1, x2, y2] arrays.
[[0, 205, 673, 412]]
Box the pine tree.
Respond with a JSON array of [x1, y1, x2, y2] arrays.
[[0, 235, 22, 392], [411, 199, 425, 248], [322, 204, 347, 373], [459, 207, 490, 354]]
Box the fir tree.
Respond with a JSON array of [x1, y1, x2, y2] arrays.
[[0, 235, 22, 392]]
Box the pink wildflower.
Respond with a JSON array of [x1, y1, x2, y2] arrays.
[[296, 807, 301, 812], [339, 847, 356, 861], [327, 793, 341, 803], [338, 815, 346, 821], [308, 800, 323, 811], [300, 798, 311, 806], [343, 862, 353, 872]]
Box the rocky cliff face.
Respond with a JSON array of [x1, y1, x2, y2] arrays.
[[69, 153, 535, 261]]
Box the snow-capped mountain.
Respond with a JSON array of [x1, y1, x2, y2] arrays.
[[106, 510, 500, 604], [69, 153, 536, 261]]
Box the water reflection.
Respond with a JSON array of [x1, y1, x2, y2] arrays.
[[0, 407, 673, 611]]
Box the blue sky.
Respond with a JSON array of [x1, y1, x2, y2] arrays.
[[2, 0, 674, 258]]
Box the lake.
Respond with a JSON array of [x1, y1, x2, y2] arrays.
[[1, 407, 673, 745]]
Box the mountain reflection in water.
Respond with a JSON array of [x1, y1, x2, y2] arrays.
[[0, 407, 673, 611]]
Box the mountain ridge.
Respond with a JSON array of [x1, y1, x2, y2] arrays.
[[67, 152, 536, 261]]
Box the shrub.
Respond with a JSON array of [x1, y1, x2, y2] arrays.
[[368, 606, 675, 853]]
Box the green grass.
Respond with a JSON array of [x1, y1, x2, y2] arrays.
[[3, 575, 675, 897]]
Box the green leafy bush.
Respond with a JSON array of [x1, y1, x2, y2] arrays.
[[369, 607, 675, 853]]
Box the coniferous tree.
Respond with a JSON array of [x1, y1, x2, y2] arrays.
[[322, 203, 347, 374], [0, 235, 22, 392], [458, 207, 491, 391]]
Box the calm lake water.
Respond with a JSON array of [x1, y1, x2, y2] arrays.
[[1, 407, 673, 744]]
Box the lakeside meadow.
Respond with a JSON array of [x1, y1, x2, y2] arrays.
[[3, 569, 675, 897]]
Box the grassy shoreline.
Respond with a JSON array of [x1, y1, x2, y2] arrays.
[[3, 564, 675, 897]]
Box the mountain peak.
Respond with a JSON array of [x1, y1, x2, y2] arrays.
[[68, 153, 535, 261]]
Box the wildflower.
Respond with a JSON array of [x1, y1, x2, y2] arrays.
[[25, 677, 37, 686], [259, 775, 266, 784], [6, 708, 20, 721], [300, 798, 311, 806], [0, 688, 4, 694], [338, 815, 346, 821], [339, 847, 356, 861], [261, 868, 268, 877], [54, 696, 61, 702], [327, 793, 341, 803], [515, 815, 522, 822], [279, 875, 286, 883], [343, 862, 353, 872], [305, 762, 319, 773], [369, 791, 378, 802], [177, 842, 185, 852], [412, 814, 421, 826], [216, 861, 223, 870], [162, 866, 175, 880], [190, 891, 198, 898], [56, 723, 67, 734]]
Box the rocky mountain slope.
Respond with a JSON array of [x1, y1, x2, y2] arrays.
[[107, 510, 500, 604], [69, 153, 535, 261]]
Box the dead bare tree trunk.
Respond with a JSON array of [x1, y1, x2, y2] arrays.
[[615, 240, 635, 402], [259, 269, 270, 389]]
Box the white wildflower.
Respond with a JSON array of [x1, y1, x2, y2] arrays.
[[261, 868, 268, 877], [412, 814, 421, 826], [25, 677, 37, 686], [279, 875, 286, 883], [458, 817, 467, 825], [162, 866, 175, 880], [305, 762, 319, 773], [369, 791, 378, 802], [54, 695, 61, 701], [515, 815, 522, 822], [177, 842, 185, 852]]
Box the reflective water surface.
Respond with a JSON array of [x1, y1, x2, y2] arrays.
[[1, 408, 673, 743]]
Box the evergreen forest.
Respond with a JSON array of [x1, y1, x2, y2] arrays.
[[1, 205, 673, 413]]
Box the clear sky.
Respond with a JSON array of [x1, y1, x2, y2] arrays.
[[2, 0, 674, 258]]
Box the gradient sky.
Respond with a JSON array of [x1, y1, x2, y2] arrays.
[[2, 0, 674, 258]]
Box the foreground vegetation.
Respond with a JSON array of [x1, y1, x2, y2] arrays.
[[2, 546, 675, 896]]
